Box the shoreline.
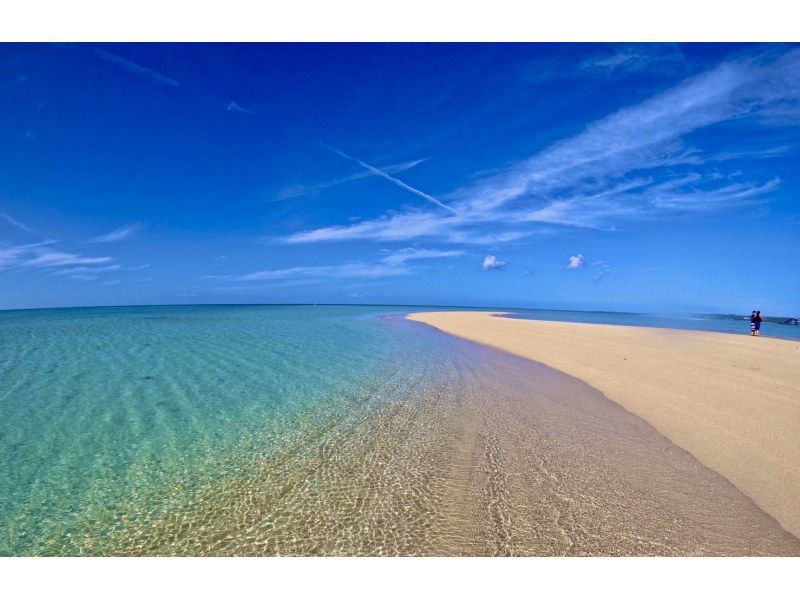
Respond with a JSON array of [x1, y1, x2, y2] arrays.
[[408, 311, 800, 540], [4, 305, 799, 555]]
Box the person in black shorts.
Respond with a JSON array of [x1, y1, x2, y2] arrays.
[[752, 310, 763, 336], [750, 310, 757, 335]]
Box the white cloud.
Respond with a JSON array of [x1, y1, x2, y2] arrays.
[[101, 277, 152, 286], [285, 210, 447, 243], [568, 254, 585, 269], [90, 223, 143, 243], [226, 101, 253, 114], [711, 145, 791, 162], [210, 246, 463, 284], [321, 144, 457, 214], [93, 48, 179, 87], [55, 264, 122, 281], [284, 209, 531, 246], [589, 260, 611, 280], [214, 262, 410, 283], [0, 212, 37, 234], [380, 247, 464, 265], [457, 55, 790, 216], [283, 49, 800, 246], [482, 255, 507, 271], [0, 241, 113, 273], [580, 44, 685, 74], [0, 242, 43, 269], [24, 251, 112, 267], [525, 44, 684, 83], [275, 159, 425, 200], [446, 230, 533, 245], [57, 264, 121, 274]]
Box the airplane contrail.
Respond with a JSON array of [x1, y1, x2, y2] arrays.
[[320, 143, 458, 214]]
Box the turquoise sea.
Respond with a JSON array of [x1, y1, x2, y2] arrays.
[[0, 305, 457, 555], [1, 304, 798, 556]]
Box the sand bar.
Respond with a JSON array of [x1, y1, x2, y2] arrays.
[[408, 311, 800, 539]]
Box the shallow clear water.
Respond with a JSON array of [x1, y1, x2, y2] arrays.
[[0, 305, 419, 554], [1, 305, 798, 556]]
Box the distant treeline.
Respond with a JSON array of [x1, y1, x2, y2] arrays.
[[704, 314, 800, 325]]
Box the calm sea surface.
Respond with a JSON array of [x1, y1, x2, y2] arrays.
[[504, 308, 800, 340], [1, 304, 797, 555], [0, 305, 442, 554]]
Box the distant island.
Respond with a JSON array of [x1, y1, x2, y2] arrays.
[[703, 314, 800, 326]]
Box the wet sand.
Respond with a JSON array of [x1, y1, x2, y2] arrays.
[[408, 311, 800, 543], [241, 326, 799, 556], [430, 341, 800, 555]]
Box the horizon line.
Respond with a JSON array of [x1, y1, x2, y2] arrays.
[[0, 301, 778, 318]]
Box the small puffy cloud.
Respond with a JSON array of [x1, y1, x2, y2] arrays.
[[482, 255, 507, 271], [568, 254, 585, 269], [592, 260, 611, 281]]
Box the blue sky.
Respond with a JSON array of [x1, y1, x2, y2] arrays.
[[1, 43, 799, 313]]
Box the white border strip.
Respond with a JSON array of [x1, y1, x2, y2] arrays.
[[0, 0, 798, 41]]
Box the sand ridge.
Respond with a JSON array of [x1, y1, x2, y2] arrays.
[[408, 311, 800, 539]]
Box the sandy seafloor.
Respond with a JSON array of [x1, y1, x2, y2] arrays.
[[1, 305, 798, 555]]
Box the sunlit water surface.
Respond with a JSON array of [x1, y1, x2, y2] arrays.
[[1, 305, 798, 556]]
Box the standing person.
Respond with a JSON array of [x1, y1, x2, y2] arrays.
[[750, 310, 757, 335], [754, 310, 763, 336]]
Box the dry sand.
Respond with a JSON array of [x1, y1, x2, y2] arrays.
[[408, 311, 800, 539]]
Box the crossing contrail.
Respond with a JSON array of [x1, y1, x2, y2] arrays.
[[320, 143, 458, 214]]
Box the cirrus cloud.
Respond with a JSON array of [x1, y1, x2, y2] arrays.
[[209, 246, 464, 285], [282, 49, 800, 247], [90, 223, 144, 243]]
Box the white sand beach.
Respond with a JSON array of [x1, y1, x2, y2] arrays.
[[408, 311, 800, 539]]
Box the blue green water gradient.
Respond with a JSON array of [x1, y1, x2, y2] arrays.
[[1, 305, 798, 555], [1, 305, 425, 554]]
